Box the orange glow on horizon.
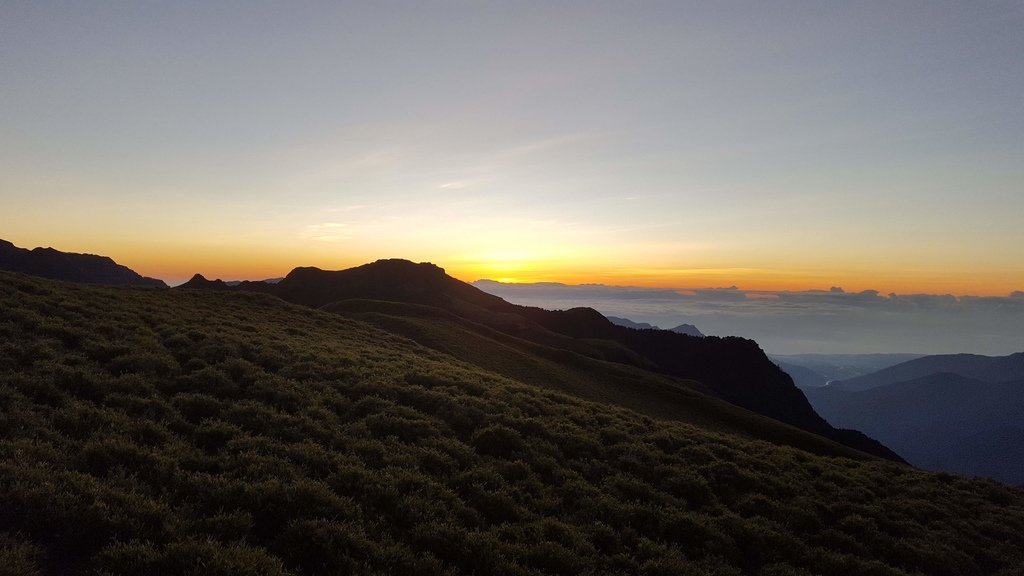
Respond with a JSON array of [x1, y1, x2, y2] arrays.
[[60, 252, 1024, 298], [133, 257, 1024, 297], [4, 233, 1020, 296], [442, 263, 1022, 298]]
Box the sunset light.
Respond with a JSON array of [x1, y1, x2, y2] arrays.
[[4, 3, 1021, 298], [4, 4, 1024, 572]]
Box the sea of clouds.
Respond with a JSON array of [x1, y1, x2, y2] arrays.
[[473, 281, 1024, 355]]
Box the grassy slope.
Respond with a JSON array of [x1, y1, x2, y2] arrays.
[[325, 299, 879, 461], [187, 260, 900, 460], [2, 271, 1024, 576]]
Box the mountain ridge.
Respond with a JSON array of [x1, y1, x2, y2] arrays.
[[182, 258, 899, 460], [0, 239, 166, 287], [577, 316, 705, 337], [835, 352, 1024, 391]]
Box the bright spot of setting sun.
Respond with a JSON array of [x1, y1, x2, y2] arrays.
[[479, 259, 532, 282], [448, 249, 553, 283]]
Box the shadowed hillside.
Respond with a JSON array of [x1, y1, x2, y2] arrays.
[[3, 271, 1024, 575], [0, 239, 166, 287], [324, 299, 882, 460], [184, 259, 899, 460]]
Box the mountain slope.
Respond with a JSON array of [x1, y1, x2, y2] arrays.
[[3, 271, 1024, 575], [0, 239, 166, 287], [324, 299, 882, 460], [184, 259, 898, 460], [836, 352, 1024, 391], [805, 373, 1024, 484]]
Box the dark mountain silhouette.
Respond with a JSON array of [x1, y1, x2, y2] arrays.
[[180, 258, 900, 461], [805, 372, 1024, 484], [669, 323, 704, 337], [606, 316, 658, 330], [180, 273, 231, 290], [835, 352, 1024, 391], [606, 316, 705, 337], [224, 277, 283, 286], [0, 239, 166, 287]]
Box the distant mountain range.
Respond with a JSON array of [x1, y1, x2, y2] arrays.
[[224, 277, 283, 286], [828, 352, 1024, 391], [606, 316, 658, 330], [804, 352, 1024, 484], [607, 315, 705, 337], [0, 239, 166, 287], [770, 353, 923, 389], [181, 259, 900, 461]]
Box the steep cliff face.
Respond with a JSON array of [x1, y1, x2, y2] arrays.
[[0, 239, 166, 287]]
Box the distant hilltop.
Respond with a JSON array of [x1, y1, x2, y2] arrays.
[[0, 239, 166, 287], [607, 315, 705, 337]]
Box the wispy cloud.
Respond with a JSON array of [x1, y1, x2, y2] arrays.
[[437, 181, 472, 190], [300, 222, 352, 242], [499, 134, 594, 159]]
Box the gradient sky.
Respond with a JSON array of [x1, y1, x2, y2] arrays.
[[2, 1, 1022, 292]]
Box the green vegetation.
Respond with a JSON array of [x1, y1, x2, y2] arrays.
[[2, 271, 1024, 575], [324, 299, 882, 461]]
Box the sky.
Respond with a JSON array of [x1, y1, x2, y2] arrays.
[[2, 1, 1023, 293]]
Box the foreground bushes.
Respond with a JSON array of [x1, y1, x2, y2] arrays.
[[1, 272, 1024, 575]]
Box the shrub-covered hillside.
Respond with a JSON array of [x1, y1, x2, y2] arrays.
[[2, 271, 1023, 576], [323, 299, 884, 461], [184, 259, 898, 459]]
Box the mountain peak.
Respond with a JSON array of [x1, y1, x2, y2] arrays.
[[180, 273, 230, 290], [284, 259, 446, 282], [367, 258, 446, 275], [670, 323, 704, 337]]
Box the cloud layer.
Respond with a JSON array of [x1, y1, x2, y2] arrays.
[[473, 280, 1024, 355]]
